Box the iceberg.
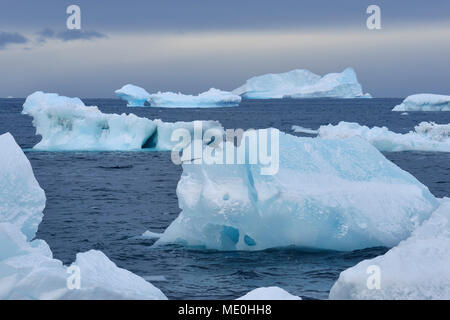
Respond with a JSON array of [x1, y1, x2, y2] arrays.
[[238, 287, 302, 300], [315, 121, 450, 152], [22, 91, 222, 151], [156, 130, 438, 251], [148, 88, 241, 108], [0, 132, 167, 299], [232, 68, 371, 99], [329, 198, 450, 300], [393, 94, 450, 111], [115, 84, 151, 107]]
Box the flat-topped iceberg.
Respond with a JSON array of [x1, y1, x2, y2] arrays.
[[115, 84, 151, 107], [314, 121, 450, 152], [393, 94, 450, 111], [148, 88, 241, 108], [329, 198, 450, 300], [0, 132, 167, 300], [232, 67, 371, 99], [22, 91, 222, 151], [238, 287, 302, 300], [156, 131, 438, 251]]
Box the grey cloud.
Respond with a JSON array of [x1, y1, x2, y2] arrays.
[[37, 28, 107, 42], [0, 31, 28, 49]]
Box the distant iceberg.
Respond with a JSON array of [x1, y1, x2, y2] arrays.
[[0, 132, 167, 300], [148, 88, 241, 108], [393, 94, 450, 111], [329, 198, 450, 300], [22, 91, 222, 151], [156, 131, 438, 251], [115, 84, 151, 106], [232, 67, 371, 99], [314, 121, 450, 152], [238, 287, 302, 300]]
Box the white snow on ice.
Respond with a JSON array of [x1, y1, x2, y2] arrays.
[[316, 121, 450, 152], [148, 88, 241, 108], [0, 132, 167, 300], [156, 130, 438, 251], [393, 94, 450, 112], [232, 68, 371, 99], [329, 198, 450, 300]]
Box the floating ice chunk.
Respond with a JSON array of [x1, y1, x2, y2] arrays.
[[22, 91, 222, 151], [115, 84, 151, 106], [393, 94, 450, 111], [156, 131, 438, 251], [0, 133, 45, 240], [317, 121, 450, 152], [232, 68, 371, 99], [141, 230, 163, 239], [148, 88, 241, 108], [238, 287, 302, 300], [329, 198, 450, 300], [0, 133, 167, 300]]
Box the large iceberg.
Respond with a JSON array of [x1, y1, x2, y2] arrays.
[[148, 88, 241, 108], [23, 91, 222, 151], [115, 84, 151, 107], [393, 94, 450, 111], [232, 68, 371, 99], [156, 130, 438, 251], [329, 198, 450, 300], [0, 132, 167, 299], [314, 121, 450, 152]]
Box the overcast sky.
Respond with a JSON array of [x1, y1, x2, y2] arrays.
[[0, 0, 449, 97]]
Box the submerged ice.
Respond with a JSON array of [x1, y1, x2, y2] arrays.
[[292, 121, 450, 152], [0, 132, 167, 300], [232, 67, 371, 99], [329, 198, 450, 300], [393, 94, 450, 112], [23, 91, 222, 151], [156, 131, 438, 251], [148, 88, 241, 108], [115, 84, 151, 107]]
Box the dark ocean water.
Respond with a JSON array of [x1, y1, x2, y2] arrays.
[[1, 98, 449, 300]]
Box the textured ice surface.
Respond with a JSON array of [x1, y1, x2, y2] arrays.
[[0, 133, 45, 240], [232, 68, 371, 99], [393, 94, 450, 111], [22, 91, 222, 151], [157, 131, 438, 251], [316, 121, 450, 152], [115, 84, 151, 107], [0, 133, 167, 299], [238, 287, 302, 300], [329, 198, 450, 300], [148, 88, 241, 108]]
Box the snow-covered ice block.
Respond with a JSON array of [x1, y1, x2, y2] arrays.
[[393, 94, 450, 111], [0, 133, 45, 240], [316, 121, 450, 152], [148, 88, 241, 108], [329, 198, 450, 300], [115, 84, 151, 107], [156, 131, 438, 251], [0, 133, 167, 300], [232, 68, 371, 99], [238, 287, 302, 300], [22, 91, 222, 151]]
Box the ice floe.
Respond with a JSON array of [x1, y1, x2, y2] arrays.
[[148, 88, 241, 108], [115, 84, 151, 107], [393, 94, 450, 112], [238, 287, 302, 300]]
